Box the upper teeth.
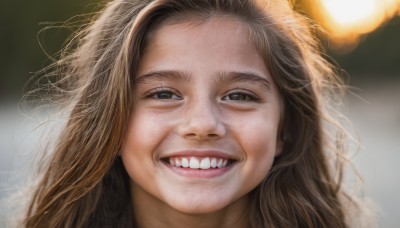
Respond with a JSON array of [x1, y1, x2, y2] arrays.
[[169, 157, 230, 169]]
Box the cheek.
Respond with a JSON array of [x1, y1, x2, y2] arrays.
[[121, 113, 159, 176], [243, 126, 278, 164], [122, 112, 162, 154], [233, 115, 280, 178]]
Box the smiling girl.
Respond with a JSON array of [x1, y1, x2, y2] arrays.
[[22, 0, 368, 227]]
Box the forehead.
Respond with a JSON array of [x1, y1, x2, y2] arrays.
[[139, 16, 269, 77], [148, 15, 253, 45]]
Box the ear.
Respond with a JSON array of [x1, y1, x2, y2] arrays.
[[276, 99, 285, 157], [275, 137, 284, 157], [275, 129, 287, 157]]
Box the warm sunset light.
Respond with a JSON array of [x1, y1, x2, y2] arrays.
[[314, 0, 400, 51], [321, 0, 376, 26]]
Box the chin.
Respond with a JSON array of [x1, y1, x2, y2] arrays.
[[170, 203, 227, 215], [163, 193, 238, 215]]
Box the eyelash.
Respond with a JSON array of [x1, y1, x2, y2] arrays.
[[222, 89, 261, 102], [144, 87, 182, 100], [144, 87, 261, 103]]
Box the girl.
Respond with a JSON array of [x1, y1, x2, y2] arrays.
[[22, 0, 369, 227]]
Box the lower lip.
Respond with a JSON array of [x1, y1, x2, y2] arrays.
[[162, 162, 235, 178]]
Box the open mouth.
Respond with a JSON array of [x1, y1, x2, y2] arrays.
[[161, 156, 237, 170]]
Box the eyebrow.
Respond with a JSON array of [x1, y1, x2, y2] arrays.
[[135, 70, 271, 90], [217, 71, 272, 90], [135, 70, 191, 85]]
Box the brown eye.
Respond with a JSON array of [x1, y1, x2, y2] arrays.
[[146, 88, 182, 100], [221, 89, 262, 103], [223, 92, 255, 101], [227, 93, 249, 101], [155, 91, 174, 99]]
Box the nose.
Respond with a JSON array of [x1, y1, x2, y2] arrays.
[[177, 99, 226, 140]]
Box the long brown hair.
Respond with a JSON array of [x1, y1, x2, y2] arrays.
[[24, 0, 362, 227]]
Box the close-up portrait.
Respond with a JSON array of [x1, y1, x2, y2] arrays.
[[1, 0, 399, 227]]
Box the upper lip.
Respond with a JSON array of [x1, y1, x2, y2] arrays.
[[160, 150, 240, 161]]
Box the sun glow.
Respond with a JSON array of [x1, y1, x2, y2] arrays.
[[321, 0, 377, 26], [315, 0, 400, 51]]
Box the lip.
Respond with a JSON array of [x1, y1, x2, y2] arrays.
[[160, 149, 239, 160], [160, 150, 239, 178], [163, 163, 235, 178]]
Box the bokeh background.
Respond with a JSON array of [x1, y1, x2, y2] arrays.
[[1, 0, 399, 227]]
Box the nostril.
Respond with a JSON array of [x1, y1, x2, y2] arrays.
[[178, 117, 226, 139], [207, 133, 219, 138], [184, 132, 221, 140]]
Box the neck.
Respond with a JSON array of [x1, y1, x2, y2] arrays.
[[131, 184, 250, 228]]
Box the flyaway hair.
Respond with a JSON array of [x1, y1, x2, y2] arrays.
[[22, 0, 368, 227]]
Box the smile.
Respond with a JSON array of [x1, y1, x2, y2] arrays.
[[166, 156, 235, 169], [160, 150, 239, 178]]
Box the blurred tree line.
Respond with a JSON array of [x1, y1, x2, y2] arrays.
[[0, 0, 100, 101], [327, 16, 400, 84], [1, 0, 399, 102]]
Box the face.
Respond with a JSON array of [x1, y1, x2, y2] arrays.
[[121, 17, 282, 214]]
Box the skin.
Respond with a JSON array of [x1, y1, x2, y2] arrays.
[[121, 16, 283, 228]]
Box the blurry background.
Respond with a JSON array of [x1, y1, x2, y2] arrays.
[[1, 0, 399, 226]]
